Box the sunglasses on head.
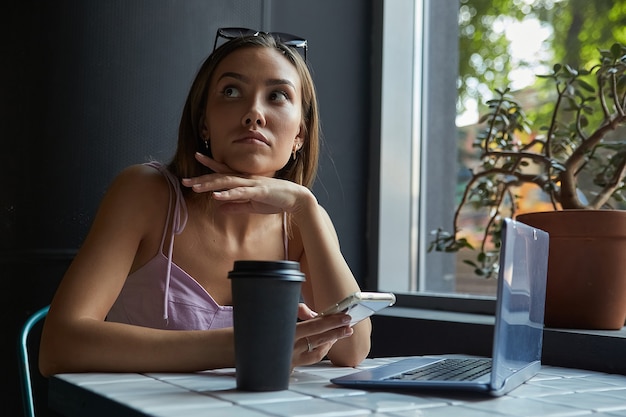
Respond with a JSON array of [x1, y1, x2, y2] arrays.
[[212, 27, 308, 61]]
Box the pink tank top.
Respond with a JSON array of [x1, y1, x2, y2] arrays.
[[106, 162, 289, 330]]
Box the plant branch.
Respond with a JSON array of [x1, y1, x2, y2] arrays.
[[431, 43, 626, 277], [562, 112, 626, 208], [612, 71, 625, 117], [598, 70, 611, 118], [591, 156, 626, 207]]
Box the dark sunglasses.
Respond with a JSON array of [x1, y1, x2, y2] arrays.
[[212, 27, 308, 61]]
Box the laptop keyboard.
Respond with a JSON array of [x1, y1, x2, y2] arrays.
[[386, 358, 492, 382]]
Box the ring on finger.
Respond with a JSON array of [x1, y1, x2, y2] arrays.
[[305, 336, 313, 353]]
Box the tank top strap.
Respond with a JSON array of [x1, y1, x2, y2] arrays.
[[144, 161, 188, 250], [144, 161, 188, 323]]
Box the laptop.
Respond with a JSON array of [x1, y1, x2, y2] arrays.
[[331, 218, 549, 396]]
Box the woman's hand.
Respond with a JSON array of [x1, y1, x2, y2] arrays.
[[181, 152, 315, 215], [291, 304, 354, 368]]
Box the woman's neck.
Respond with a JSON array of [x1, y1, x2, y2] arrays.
[[187, 195, 283, 243]]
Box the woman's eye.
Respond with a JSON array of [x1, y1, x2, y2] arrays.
[[223, 87, 241, 98], [270, 91, 289, 102]]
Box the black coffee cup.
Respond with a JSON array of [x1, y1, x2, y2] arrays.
[[228, 260, 305, 391]]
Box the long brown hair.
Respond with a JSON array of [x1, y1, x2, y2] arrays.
[[168, 34, 320, 189]]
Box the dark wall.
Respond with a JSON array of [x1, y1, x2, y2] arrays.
[[3, 1, 372, 415]]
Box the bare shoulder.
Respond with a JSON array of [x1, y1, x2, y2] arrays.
[[98, 163, 171, 223], [110, 164, 169, 201], [114, 163, 169, 189]]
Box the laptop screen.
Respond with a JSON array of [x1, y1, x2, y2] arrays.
[[491, 218, 549, 389]]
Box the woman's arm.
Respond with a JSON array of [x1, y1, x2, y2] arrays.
[[38, 165, 237, 376], [293, 196, 371, 367]]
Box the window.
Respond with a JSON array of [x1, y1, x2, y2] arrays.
[[375, 0, 626, 307], [376, 0, 468, 305]]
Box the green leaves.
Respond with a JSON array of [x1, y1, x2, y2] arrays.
[[431, 40, 626, 279], [428, 229, 474, 253], [610, 42, 626, 60]]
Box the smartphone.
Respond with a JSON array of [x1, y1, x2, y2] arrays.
[[320, 291, 396, 326]]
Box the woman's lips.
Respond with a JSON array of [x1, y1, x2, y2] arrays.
[[235, 131, 270, 146]]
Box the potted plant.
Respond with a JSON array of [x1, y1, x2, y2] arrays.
[[430, 42, 626, 330]]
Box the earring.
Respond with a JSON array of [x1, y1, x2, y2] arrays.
[[204, 138, 210, 150], [292, 144, 301, 161]]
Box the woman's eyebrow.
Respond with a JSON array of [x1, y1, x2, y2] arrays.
[[266, 78, 296, 90], [218, 72, 247, 82]]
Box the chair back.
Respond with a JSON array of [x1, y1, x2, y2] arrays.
[[18, 305, 50, 417]]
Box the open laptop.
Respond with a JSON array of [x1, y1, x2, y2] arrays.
[[331, 218, 549, 396]]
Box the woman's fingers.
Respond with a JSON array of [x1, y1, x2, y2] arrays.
[[295, 313, 351, 339], [182, 173, 304, 215], [181, 173, 258, 204], [194, 152, 232, 174], [297, 303, 319, 321], [299, 327, 353, 353], [182, 174, 250, 192], [181, 152, 242, 191], [292, 315, 354, 367]]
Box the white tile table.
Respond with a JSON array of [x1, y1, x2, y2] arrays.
[[49, 357, 626, 417]]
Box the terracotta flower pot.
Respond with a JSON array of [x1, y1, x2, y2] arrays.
[[516, 210, 626, 330]]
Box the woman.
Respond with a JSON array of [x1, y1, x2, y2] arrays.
[[39, 30, 371, 376]]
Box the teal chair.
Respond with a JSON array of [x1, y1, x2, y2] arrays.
[[18, 305, 50, 417]]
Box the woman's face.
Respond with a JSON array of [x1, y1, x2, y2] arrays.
[[203, 46, 304, 176]]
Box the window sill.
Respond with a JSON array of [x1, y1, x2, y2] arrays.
[[370, 307, 626, 375]]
